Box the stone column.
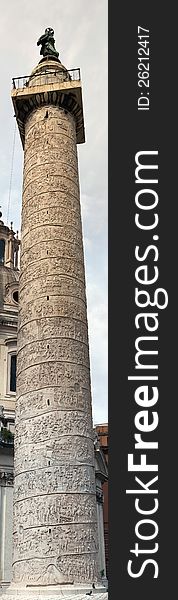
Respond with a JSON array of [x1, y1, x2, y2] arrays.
[[13, 101, 99, 587], [3, 58, 108, 599]]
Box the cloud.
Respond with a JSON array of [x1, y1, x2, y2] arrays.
[[87, 282, 108, 425]]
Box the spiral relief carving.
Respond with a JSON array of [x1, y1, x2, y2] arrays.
[[12, 104, 100, 588]]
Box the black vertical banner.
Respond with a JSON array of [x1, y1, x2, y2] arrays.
[[109, 3, 178, 598]]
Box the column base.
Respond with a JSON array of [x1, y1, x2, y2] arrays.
[[0, 583, 108, 600]]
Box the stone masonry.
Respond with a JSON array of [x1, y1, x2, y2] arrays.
[[0, 57, 108, 599], [13, 103, 99, 586]]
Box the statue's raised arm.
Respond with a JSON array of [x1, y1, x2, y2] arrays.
[[37, 28, 59, 59]]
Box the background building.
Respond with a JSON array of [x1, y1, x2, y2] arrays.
[[95, 424, 108, 579], [0, 211, 19, 585]]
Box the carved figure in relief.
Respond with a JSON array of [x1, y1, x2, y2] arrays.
[[36, 563, 74, 585]]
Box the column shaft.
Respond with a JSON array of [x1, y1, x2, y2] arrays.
[[13, 105, 99, 587]]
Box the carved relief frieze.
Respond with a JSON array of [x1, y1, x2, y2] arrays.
[[13, 552, 99, 585], [23, 176, 79, 207], [18, 294, 87, 329], [14, 435, 94, 474], [21, 223, 82, 250], [24, 147, 78, 179], [14, 464, 96, 502], [17, 362, 90, 396], [21, 207, 82, 238], [14, 492, 97, 528], [22, 192, 81, 224], [17, 311, 87, 345], [25, 107, 76, 143], [24, 135, 77, 168], [11, 102, 100, 588], [15, 410, 92, 446], [13, 522, 99, 562], [17, 337, 89, 375], [15, 386, 91, 420], [20, 239, 84, 271], [23, 161, 79, 192]]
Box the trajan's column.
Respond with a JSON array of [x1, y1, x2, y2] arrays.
[[1, 29, 108, 600]]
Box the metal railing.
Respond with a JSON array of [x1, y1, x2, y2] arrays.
[[12, 68, 81, 90]]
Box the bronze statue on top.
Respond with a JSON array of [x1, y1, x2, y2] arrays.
[[37, 28, 59, 59]]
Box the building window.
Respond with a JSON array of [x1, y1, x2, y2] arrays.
[[0, 239, 5, 264], [9, 354, 17, 392], [12, 290, 18, 304]]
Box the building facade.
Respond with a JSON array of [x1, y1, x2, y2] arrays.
[[0, 212, 19, 584], [95, 425, 108, 579]]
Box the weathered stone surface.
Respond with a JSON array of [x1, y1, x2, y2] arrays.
[[5, 60, 109, 599], [19, 257, 85, 291], [17, 316, 88, 350], [14, 493, 97, 527], [18, 295, 87, 328], [17, 362, 91, 397], [20, 239, 84, 271], [14, 465, 96, 501], [21, 223, 83, 248], [13, 522, 99, 561], [17, 337, 89, 373], [15, 387, 91, 420], [0, 588, 108, 600], [11, 98, 100, 591], [15, 412, 93, 447]]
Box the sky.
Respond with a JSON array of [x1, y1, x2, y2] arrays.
[[0, 0, 108, 425]]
